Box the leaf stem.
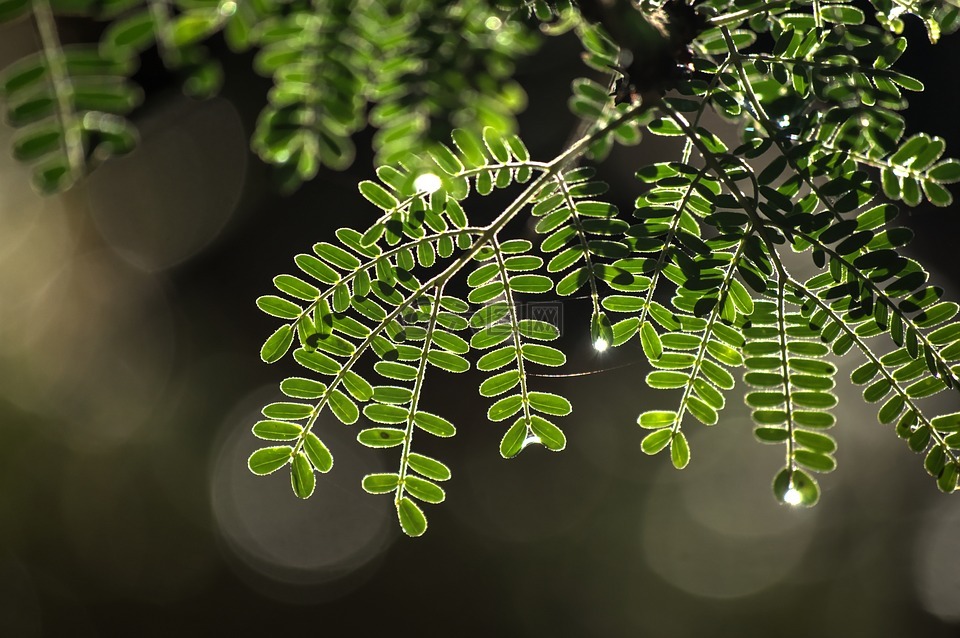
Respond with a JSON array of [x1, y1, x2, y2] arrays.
[[775, 279, 797, 473], [554, 175, 601, 319], [394, 284, 444, 505], [32, 0, 83, 185], [636, 167, 709, 330], [492, 236, 534, 431]]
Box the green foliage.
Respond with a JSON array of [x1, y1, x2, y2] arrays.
[[241, 1, 960, 535], [3, 0, 960, 537], [0, 0, 541, 192], [0, 0, 142, 191]]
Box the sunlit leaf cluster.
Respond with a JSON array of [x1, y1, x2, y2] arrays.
[[0, 0, 543, 191], [3, 0, 960, 536], [250, 125, 596, 533], [242, 0, 960, 536]]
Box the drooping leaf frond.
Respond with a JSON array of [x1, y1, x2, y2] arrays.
[[1, 0, 141, 191], [249, 123, 623, 532]]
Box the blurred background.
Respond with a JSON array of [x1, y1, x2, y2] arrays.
[[3, 10, 960, 637]]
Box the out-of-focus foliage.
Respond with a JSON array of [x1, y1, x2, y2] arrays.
[[0, 0, 542, 191]]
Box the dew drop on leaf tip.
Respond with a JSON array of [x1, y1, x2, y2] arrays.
[[414, 173, 442, 194], [783, 486, 803, 506], [521, 433, 542, 452]]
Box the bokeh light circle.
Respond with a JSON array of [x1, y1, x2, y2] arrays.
[[913, 498, 960, 622], [210, 387, 396, 599], [86, 97, 247, 272]]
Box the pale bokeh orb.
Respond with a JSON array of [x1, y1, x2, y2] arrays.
[[210, 388, 396, 600]]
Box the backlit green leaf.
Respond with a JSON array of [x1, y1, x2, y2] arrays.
[[670, 432, 690, 469], [261, 324, 294, 363], [248, 446, 291, 475], [363, 473, 400, 494], [407, 453, 451, 481], [253, 420, 302, 441], [303, 432, 333, 473], [358, 427, 406, 448], [290, 452, 316, 499], [397, 497, 427, 537], [641, 429, 673, 454], [414, 411, 456, 437]]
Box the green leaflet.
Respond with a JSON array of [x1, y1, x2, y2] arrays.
[[407, 453, 451, 481], [260, 325, 294, 363], [397, 497, 427, 537], [671, 432, 690, 469], [640, 322, 663, 361], [413, 412, 456, 437], [290, 452, 316, 499], [530, 415, 566, 451], [358, 427, 406, 448], [363, 473, 400, 494], [303, 433, 333, 473], [248, 446, 292, 476], [641, 429, 673, 454], [252, 420, 302, 441], [527, 392, 571, 417], [521, 344, 566, 367], [403, 475, 445, 504]]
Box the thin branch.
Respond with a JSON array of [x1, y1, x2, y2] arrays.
[[32, 0, 83, 184]]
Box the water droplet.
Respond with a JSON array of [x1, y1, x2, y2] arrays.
[[783, 486, 803, 506], [860, 116, 871, 127], [593, 337, 609, 352], [219, 0, 237, 16], [776, 114, 791, 129], [484, 16, 502, 30], [414, 172, 442, 194], [520, 433, 541, 451]]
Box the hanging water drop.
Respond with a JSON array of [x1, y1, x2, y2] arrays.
[[593, 337, 609, 352], [520, 433, 541, 452], [414, 172, 442, 194], [219, 0, 237, 16], [783, 486, 803, 506]]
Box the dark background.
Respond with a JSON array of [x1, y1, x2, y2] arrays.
[[2, 8, 960, 637]]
